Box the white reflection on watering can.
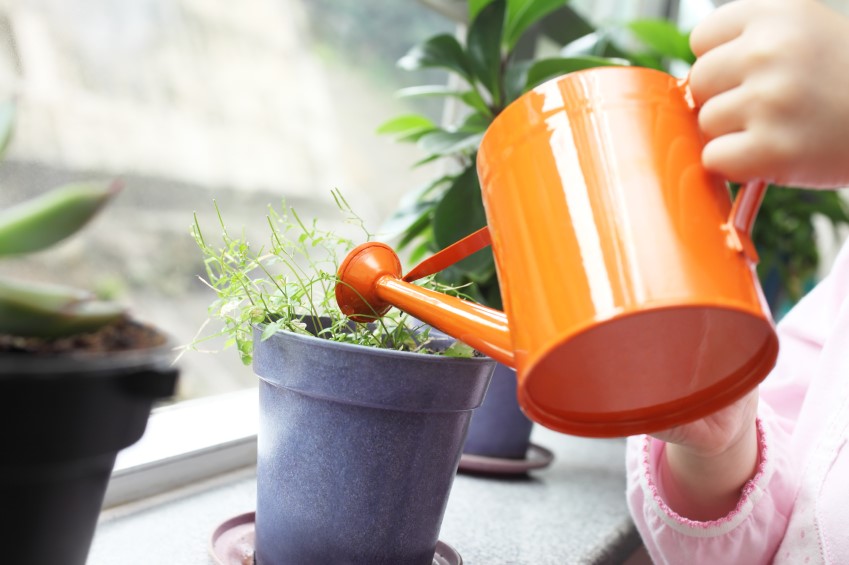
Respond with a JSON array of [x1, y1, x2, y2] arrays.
[[545, 110, 616, 315]]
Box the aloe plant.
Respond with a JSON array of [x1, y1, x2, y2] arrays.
[[0, 102, 124, 339]]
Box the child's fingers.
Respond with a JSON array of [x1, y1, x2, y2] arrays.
[[688, 38, 747, 106], [697, 86, 749, 141], [689, 0, 752, 56], [702, 131, 767, 183]]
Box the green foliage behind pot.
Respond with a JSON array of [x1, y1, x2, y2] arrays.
[[382, 0, 849, 314], [379, 0, 624, 308]]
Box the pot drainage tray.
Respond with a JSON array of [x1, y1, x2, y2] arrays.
[[210, 511, 462, 565], [458, 442, 554, 476]]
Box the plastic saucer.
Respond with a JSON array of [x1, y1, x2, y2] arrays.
[[210, 511, 462, 565], [210, 512, 254, 565], [458, 443, 555, 476]]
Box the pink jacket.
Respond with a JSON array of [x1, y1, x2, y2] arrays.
[[627, 238, 849, 564]]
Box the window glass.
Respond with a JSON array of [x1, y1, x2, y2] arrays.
[[0, 0, 452, 401]]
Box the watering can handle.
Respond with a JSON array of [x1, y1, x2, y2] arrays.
[[402, 227, 492, 283], [677, 75, 767, 263], [724, 179, 767, 263]]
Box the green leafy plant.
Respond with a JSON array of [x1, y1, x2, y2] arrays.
[[741, 184, 849, 306], [382, 0, 849, 313], [0, 102, 124, 340], [379, 0, 628, 308], [190, 190, 474, 365]]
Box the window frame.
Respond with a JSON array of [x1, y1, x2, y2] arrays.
[[104, 387, 258, 508]]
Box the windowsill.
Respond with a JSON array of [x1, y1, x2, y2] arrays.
[[104, 388, 259, 508], [93, 426, 641, 564]]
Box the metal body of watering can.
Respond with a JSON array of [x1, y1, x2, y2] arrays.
[[336, 66, 779, 438]]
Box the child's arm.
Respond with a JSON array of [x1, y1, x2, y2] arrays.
[[628, 236, 849, 563], [627, 407, 796, 565], [654, 391, 759, 521]]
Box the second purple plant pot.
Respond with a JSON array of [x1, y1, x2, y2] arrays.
[[422, 329, 534, 461], [462, 362, 534, 459], [252, 326, 495, 565]]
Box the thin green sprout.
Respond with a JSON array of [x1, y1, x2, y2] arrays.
[[190, 192, 474, 363]]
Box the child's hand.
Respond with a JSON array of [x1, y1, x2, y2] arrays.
[[689, 0, 849, 188], [652, 389, 757, 458], [651, 390, 759, 520]]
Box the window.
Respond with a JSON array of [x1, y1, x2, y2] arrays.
[[0, 0, 452, 404]]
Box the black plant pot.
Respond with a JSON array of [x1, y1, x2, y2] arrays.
[[0, 340, 178, 565], [462, 362, 534, 459], [252, 326, 495, 565]]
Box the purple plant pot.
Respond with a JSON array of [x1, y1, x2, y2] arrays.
[[419, 327, 533, 460], [252, 326, 495, 565], [462, 363, 534, 459]]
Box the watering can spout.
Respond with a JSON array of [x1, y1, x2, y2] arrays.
[[335, 241, 514, 366]]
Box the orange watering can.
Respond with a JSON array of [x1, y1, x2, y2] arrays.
[[336, 66, 779, 438]]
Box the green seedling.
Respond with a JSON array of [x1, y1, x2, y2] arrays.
[[190, 189, 474, 364]]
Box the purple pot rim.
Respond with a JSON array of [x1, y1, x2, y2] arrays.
[[253, 325, 496, 412], [255, 324, 494, 367]]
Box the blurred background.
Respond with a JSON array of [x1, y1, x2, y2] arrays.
[[0, 0, 457, 399], [1, 0, 847, 401]]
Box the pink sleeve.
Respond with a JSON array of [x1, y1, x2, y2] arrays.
[[626, 410, 797, 564]]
